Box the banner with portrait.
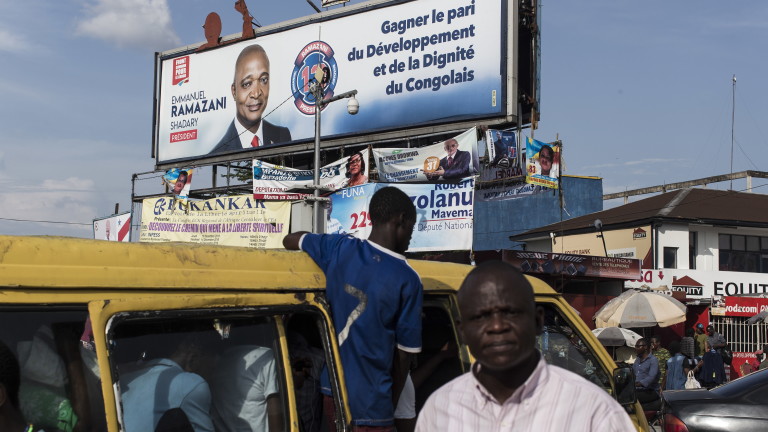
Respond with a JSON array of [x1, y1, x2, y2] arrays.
[[525, 137, 560, 189], [155, 0, 508, 163], [373, 127, 479, 182], [327, 179, 474, 251], [253, 149, 369, 199], [139, 195, 290, 248], [485, 129, 518, 168], [163, 168, 194, 201], [93, 212, 132, 242]]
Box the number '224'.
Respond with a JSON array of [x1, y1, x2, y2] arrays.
[[349, 211, 371, 229]]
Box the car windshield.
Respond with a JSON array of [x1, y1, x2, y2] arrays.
[[710, 367, 768, 398]]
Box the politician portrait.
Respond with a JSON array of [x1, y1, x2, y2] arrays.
[[426, 138, 472, 180], [209, 44, 292, 155]]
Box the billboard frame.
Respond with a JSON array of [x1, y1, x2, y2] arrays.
[[152, 0, 521, 170]]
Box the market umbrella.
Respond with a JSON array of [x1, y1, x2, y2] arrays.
[[591, 327, 642, 347], [593, 289, 687, 328]]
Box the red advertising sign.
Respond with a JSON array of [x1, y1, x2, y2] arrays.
[[502, 251, 642, 280], [172, 56, 189, 85], [723, 296, 768, 317]]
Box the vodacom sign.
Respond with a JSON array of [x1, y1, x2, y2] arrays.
[[723, 297, 768, 317]]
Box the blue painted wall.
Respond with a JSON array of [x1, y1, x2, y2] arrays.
[[473, 176, 603, 251]]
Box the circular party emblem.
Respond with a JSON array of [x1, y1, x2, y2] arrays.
[[291, 41, 339, 115], [423, 156, 440, 173]]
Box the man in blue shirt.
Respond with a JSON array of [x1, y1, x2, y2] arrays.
[[283, 186, 422, 431], [633, 338, 660, 411]]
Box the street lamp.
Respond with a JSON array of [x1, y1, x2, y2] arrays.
[[308, 69, 359, 233]]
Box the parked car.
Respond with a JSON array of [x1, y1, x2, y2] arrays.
[[661, 368, 768, 431]]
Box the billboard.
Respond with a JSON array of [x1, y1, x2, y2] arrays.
[[93, 212, 131, 242], [154, 0, 515, 164], [554, 226, 653, 264], [327, 179, 474, 251], [139, 195, 290, 248]]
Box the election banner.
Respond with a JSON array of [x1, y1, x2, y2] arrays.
[[327, 179, 474, 251], [525, 137, 560, 189], [485, 129, 517, 168], [140, 195, 290, 248], [476, 182, 546, 202], [373, 127, 479, 182], [253, 149, 369, 199], [163, 168, 194, 201], [93, 212, 131, 242], [155, 0, 508, 163]]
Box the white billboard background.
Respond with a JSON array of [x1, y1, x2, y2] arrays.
[[253, 149, 370, 199], [328, 179, 474, 251], [372, 127, 479, 182], [157, 0, 505, 162], [93, 212, 131, 242]]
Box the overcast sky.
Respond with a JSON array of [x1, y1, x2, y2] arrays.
[[1, 0, 767, 237]]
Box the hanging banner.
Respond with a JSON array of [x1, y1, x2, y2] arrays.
[[373, 127, 479, 182], [525, 137, 560, 189], [485, 129, 517, 167], [327, 179, 474, 251], [163, 168, 194, 201], [476, 182, 547, 202], [139, 195, 290, 248], [93, 212, 132, 242], [253, 149, 369, 199]]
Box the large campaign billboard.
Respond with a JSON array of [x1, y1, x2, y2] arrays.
[[154, 0, 515, 164]]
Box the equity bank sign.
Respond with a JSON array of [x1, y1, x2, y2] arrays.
[[625, 268, 768, 298]]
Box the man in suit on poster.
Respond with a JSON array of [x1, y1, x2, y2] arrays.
[[426, 138, 471, 180], [209, 44, 291, 155]]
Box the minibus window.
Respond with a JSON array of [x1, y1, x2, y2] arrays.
[[109, 313, 288, 432], [537, 304, 611, 390], [0, 308, 107, 432], [414, 303, 464, 413]]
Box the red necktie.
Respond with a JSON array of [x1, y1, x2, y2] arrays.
[[447, 156, 454, 167], [251, 135, 260, 147]]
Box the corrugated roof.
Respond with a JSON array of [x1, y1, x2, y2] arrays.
[[512, 188, 768, 240]]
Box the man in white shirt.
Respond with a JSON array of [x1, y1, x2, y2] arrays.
[[416, 261, 635, 431]]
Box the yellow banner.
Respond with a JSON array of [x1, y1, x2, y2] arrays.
[[140, 196, 290, 248]]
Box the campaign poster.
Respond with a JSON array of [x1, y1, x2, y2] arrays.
[[373, 127, 479, 182], [327, 179, 474, 251], [163, 168, 194, 200], [155, 0, 506, 162], [485, 129, 517, 168], [525, 137, 560, 189], [93, 212, 131, 242], [139, 195, 290, 248], [253, 149, 369, 199]]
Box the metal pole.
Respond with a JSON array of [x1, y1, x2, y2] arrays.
[[730, 74, 736, 190], [312, 85, 323, 233]]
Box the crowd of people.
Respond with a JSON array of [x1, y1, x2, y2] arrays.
[[622, 322, 768, 413]]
